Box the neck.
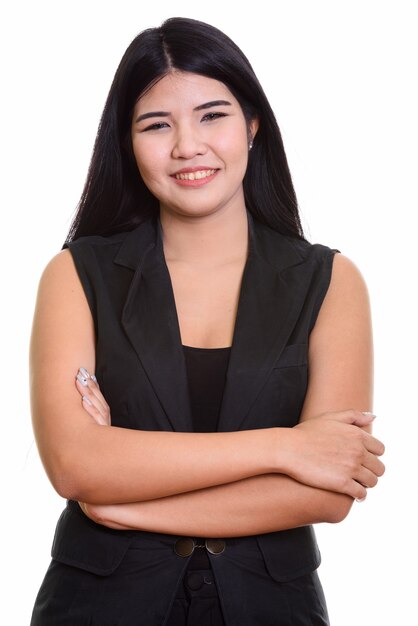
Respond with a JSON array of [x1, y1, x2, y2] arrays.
[[159, 206, 249, 266]]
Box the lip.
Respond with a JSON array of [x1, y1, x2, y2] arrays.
[[171, 167, 220, 188]]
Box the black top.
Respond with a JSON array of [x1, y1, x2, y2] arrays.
[[182, 344, 231, 569], [183, 344, 231, 432]]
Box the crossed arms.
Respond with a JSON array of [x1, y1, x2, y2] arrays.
[[30, 250, 385, 537]]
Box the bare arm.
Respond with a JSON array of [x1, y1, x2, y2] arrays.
[[81, 474, 352, 535], [80, 254, 385, 532]]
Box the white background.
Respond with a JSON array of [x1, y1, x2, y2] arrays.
[[1, 1, 416, 623]]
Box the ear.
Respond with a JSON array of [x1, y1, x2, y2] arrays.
[[250, 116, 260, 138], [247, 116, 260, 150], [248, 116, 259, 141]]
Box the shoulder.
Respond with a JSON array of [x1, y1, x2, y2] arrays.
[[39, 249, 78, 290], [40, 231, 133, 294], [35, 251, 89, 321], [63, 218, 158, 272], [326, 253, 370, 307], [64, 231, 131, 267], [253, 219, 337, 270], [42, 231, 130, 277], [255, 220, 370, 315], [36, 232, 123, 303], [259, 218, 370, 304], [37, 240, 116, 316], [65, 231, 129, 251], [313, 252, 371, 335]]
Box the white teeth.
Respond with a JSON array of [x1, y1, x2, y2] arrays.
[[175, 169, 216, 181]]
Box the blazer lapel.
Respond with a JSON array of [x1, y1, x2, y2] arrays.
[[216, 213, 310, 432], [114, 217, 193, 432]]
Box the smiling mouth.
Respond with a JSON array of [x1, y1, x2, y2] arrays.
[[174, 169, 217, 181]]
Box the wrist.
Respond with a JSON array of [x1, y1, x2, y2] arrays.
[[270, 427, 297, 475]]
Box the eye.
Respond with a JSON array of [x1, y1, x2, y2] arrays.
[[141, 121, 170, 132], [201, 112, 228, 122]]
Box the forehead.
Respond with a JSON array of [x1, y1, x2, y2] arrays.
[[134, 71, 238, 111]]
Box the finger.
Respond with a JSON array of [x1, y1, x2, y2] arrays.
[[79, 367, 109, 411], [362, 451, 386, 477], [75, 376, 110, 423], [81, 395, 109, 425], [350, 410, 377, 427], [363, 433, 385, 456], [353, 466, 379, 489], [76, 371, 109, 415], [345, 479, 368, 501], [87, 375, 110, 410], [325, 409, 376, 427]]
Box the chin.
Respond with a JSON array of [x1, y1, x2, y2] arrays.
[[161, 203, 226, 219]]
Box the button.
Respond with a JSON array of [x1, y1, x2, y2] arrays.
[[205, 539, 226, 554], [174, 537, 195, 557]]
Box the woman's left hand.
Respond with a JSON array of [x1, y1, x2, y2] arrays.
[[75, 367, 111, 426]]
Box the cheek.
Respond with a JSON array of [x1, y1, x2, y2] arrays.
[[132, 142, 168, 185], [215, 128, 248, 169]]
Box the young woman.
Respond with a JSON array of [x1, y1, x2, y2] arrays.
[[30, 17, 385, 625]]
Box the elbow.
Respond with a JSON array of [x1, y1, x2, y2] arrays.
[[43, 450, 93, 502], [50, 473, 76, 500], [47, 465, 84, 501]]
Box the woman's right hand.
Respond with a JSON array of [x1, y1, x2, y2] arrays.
[[279, 410, 385, 501], [75, 367, 111, 426]]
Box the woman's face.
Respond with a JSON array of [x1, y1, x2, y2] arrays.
[[131, 71, 258, 220]]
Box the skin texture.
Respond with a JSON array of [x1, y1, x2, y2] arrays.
[[30, 70, 385, 536], [131, 72, 259, 222]]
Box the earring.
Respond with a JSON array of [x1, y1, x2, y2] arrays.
[[248, 139, 253, 151]]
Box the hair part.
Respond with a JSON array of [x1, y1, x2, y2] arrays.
[[67, 17, 304, 243]]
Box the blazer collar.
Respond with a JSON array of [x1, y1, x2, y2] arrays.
[[113, 210, 304, 273], [114, 211, 309, 432]]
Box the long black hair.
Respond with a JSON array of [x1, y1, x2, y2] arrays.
[[67, 17, 304, 242]]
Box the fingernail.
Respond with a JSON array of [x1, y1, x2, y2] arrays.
[[356, 496, 367, 503], [82, 395, 92, 406], [80, 367, 90, 379], [76, 373, 88, 387], [91, 375, 97, 383], [361, 412, 376, 420]]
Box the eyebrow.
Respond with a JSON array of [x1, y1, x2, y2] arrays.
[[134, 100, 232, 124]]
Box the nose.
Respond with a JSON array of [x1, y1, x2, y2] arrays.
[[171, 125, 207, 159]]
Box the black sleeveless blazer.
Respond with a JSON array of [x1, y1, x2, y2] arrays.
[[53, 210, 338, 612]]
